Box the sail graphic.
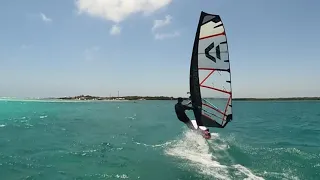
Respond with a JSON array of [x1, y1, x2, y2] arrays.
[[189, 11, 233, 128]]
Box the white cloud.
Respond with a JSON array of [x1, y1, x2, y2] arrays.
[[154, 31, 180, 40], [152, 15, 172, 31], [110, 24, 121, 35], [75, 0, 173, 23], [85, 46, 100, 61], [40, 13, 52, 23], [151, 14, 179, 40]]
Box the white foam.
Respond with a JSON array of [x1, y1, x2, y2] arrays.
[[164, 130, 231, 180], [0, 124, 6, 128], [164, 130, 265, 180], [115, 174, 129, 179], [93, 174, 129, 179]]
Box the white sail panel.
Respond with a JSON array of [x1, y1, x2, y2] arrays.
[[199, 21, 225, 39]]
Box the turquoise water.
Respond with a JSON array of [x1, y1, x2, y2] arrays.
[[0, 100, 319, 180]]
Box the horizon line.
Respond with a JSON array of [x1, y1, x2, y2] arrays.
[[1, 95, 320, 100]]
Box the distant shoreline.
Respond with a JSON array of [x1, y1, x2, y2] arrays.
[[50, 95, 320, 101], [52, 95, 320, 101], [1, 95, 319, 102]]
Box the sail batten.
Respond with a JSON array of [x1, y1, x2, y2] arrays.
[[189, 11, 233, 128]]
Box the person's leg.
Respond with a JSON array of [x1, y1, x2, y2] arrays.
[[181, 114, 196, 130], [184, 120, 195, 130], [179, 115, 195, 130]]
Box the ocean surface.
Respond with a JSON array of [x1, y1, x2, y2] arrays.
[[0, 99, 319, 180]]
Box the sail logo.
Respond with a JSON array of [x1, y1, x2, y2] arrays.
[[204, 41, 226, 63]]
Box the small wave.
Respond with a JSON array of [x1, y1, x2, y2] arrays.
[[0, 124, 6, 128], [134, 141, 174, 148], [69, 142, 124, 157], [237, 143, 320, 161], [40, 115, 47, 119], [115, 174, 129, 179], [233, 164, 264, 180], [84, 173, 130, 179], [125, 113, 137, 120], [262, 169, 300, 180], [125, 115, 136, 120]]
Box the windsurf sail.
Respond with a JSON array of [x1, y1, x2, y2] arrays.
[[189, 11, 233, 128]]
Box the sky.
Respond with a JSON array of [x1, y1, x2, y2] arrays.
[[0, 0, 319, 98]]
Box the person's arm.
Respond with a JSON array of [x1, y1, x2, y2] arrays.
[[183, 104, 194, 110]]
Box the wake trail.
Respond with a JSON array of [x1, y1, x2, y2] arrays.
[[164, 130, 264, 180]]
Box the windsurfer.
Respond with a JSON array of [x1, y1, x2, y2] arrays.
[[174, 97, 195, 130], [175, 97, 211, 138]]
